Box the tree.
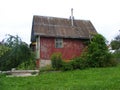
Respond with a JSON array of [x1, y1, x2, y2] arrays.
[[86, 34, 116, 67], [0, 44, 10, 58], [111, 31, 120, 61], [111, 31, 120, 50], [0, 35, 35, 70]]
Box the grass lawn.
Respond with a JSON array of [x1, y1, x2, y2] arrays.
[[1, 65, 120, 90]]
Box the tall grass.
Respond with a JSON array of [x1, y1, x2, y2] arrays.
[[1, 65, 120, 90]]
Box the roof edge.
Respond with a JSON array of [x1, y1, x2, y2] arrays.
[[33, 15, 91, 21]]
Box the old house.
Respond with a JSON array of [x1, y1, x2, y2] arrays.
[[31, 13, 97, 67]]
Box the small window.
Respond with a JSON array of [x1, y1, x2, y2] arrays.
[[55, 38, 63, 48]]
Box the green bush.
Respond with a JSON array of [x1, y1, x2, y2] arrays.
[[61, 61, 73, 71], [72, 57, 87, 69], [51, 53, 62, 70], [113, 50, 120, 62], [17, 59, 36, 70], [0, 45, 10, 57], [0, 35, 36, 71], [85, 34, 117, 67], [107, 58, 118, 67], [61, 56, 88, 71]]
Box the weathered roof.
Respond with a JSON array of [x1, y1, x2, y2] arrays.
[[31, 15, 97, 42]]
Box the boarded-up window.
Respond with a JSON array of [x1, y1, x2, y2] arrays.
[[55, 38, 63, 48]]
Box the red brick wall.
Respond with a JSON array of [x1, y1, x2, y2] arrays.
[[40, 37, 85, 60]]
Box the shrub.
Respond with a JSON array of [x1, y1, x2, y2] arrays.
[[51, 53, 62, 70], [72, 57, 87, 69], [61, 61, 73, 71], [85, 34, 117, 67], [17, 59, 36, 70], [113, 50, 120, 62], [0, 45, 10, 57], [61, 56, 88, 71], [0, 35, 36, 71], [106, 51, 119, 66]]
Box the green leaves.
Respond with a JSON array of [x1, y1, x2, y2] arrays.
[[111, 40, 120, 50], [0, 45, 10, 57], [51, 53, 62, 70], [86, 34, 116, 67], [0, 35, 35, 70], [111, 31, 120, 50]]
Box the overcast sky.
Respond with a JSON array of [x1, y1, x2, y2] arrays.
[[0, 0, 120, 44]]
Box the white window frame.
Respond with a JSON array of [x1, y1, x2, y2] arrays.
[[55, 38, 63, 48]]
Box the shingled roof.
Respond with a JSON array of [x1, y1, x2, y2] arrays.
[[31, 15, 97, 42]]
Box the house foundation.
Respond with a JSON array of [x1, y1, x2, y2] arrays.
[[40, 60, 51, 68]]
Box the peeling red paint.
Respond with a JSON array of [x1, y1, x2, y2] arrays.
[[40, 37, 86, 60]]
